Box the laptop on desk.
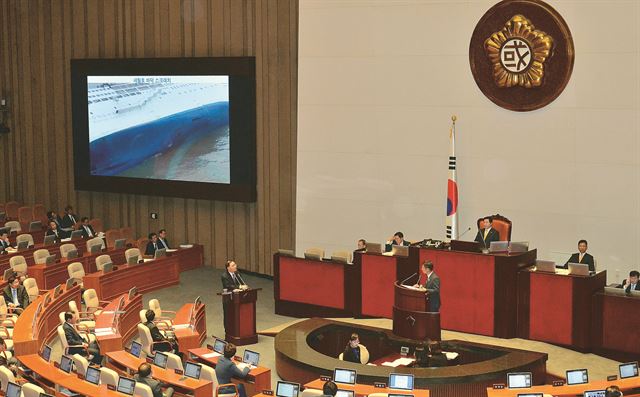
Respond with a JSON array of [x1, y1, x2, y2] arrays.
[[568, 263, 590, 276], [449, 240, 481, 253], [535, 260, 556, 273], [391, 245, 409, 257]]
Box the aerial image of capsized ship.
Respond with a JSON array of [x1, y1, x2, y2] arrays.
[[88, 75, 230, 184]]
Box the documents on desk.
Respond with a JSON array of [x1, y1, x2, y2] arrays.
[[401, 285, 424, 291], [94, 327, 115, 336], [202, 352, 221, 358], [237, 362, 256, 370], [382, 357, 416, 367], [172, 324, 190, 330]]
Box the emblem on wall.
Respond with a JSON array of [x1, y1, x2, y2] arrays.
[[469, 0, 574, 111]]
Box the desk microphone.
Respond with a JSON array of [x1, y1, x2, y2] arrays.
[[400, 273, 418, 285], [457, 227, 472, 239], [236, 272, 247, 286]]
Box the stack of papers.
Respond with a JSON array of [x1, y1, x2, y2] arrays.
[[202, 352, 221, 358], [172, 324, 190, 329], [94, 327, 114, 336], [444, 352, 459, 360], [381, 357, 415, 367]]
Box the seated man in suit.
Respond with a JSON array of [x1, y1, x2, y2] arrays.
[[621, 270, 640, 293], [221, 260, 248, 291], [414, 261, 441, 312], [145, 233, 159, 256], [46, 211, 63, 229], [2, 276, 29, 314], [135, 363, 174, 397], [0, 337, 19, 376], [562, 239, 595, 272], [0, 232, 12, 253], [474, 216, 500, 249], [355, 239, 366, 253], [61, 205, 78, 230], [342, 333, 363, 363], [45, 220, 68, 241], [385, 232, 410, 252], [63, 312, 102, 365], [605, 385, 623, 397], [215, 343, 250, 397], [143, 309, 180, 356], [79, 217, 96, 239], [157, 229, 170, 250]]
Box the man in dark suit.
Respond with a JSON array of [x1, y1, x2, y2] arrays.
[[143, 309, 179, 355], [62, 312, 102, 365], [215, 343, 250, 397], [2, 276, 29, 314], [221, 260, 248, 291], [474, 217, 500, 249], [145, 233, 159, 256], [355, 239, 366, 253], [157, 229, 170, 250], [0, 337, 18, 375], [46, 211, 63, 229], [0, 232, 12, 253], [79, 217, 96, 239], [621, 270, 640, 293], [562, 239, 595, 272], [134, 363, 174, 397], [45, 220, 68, 241], [61, 205, 78, 230], [385, 232, 410, 252], [418, 261, 440, 312], [342, 333, 363, 363]]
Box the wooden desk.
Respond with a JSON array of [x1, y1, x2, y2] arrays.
[[592, 289, 640, 360], [94, 293, 143, 353], [106, 350, 214, 397], [172, 303, 207, 355], [486, 376, 640, 396], [83, 256, 180, 300], [517, 268, 606, 350], [8, 230, 45, 245], [305, 379, 430, 397], [0, 238, 88, 268], [189, 347, 271, 396], [169, 245, 204, 272]]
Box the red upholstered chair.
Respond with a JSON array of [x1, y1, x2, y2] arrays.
[[105, 229, 122, 249], [4, 202, 20, 220], [476, 214, 512, 241], [120, 227, 134, 246], [136, 238, 149, 254], [89, 218, 104, 233], [32, 204, 48, 224], [17, 206, 33, 230]]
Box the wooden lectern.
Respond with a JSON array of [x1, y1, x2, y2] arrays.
[[218, 288, 261, 345], [392, 281, 441, 341]]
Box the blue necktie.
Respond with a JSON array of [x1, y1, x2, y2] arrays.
[[12, 289, 17, 305]]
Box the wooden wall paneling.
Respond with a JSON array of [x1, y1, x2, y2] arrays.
[[254, 0, 266, 273], [196, 199, 212, 265], [194, 0, 208, 56], [0, 1, 7, 199], [167, 0, 181, 55], [18, 1, 34, 203], [34, 0, 48, 205], [211, 0, 224, 55], [182, 0, 193, 57], [52, 0, 67, 209]]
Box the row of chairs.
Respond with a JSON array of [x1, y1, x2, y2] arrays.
[[2, 218, 105, 235]]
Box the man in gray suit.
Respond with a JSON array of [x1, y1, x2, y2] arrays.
[[418, 261, 440, 312], [134, 363, 174, 397], [215, 343, 250, 397]]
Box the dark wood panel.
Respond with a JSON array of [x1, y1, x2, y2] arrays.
[[0, 0, 298, 275]]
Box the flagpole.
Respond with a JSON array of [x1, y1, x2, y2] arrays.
[[446, 115, 459, 241]]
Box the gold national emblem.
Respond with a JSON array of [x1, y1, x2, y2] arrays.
[[484, 15, 553, 88]]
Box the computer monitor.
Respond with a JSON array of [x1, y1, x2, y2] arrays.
[[619, 362, 639, 379], [0, 213, 5, 223], [275, 381, 300, 397], [509, 241, 529, 253], [391, 245, 409, 257], [17, 240, 28, 251], [243, 350, 260, 366], [336, 390, 355, 397], [154, 248, 167, 259], [41, 344, 52, 362], [127, 255, 139, 265], [566, 369, 588, 385], [568, 263, 590, 276], [489, 241, 509, 253], [516, 394, 543, 397], [213, 338, 227, 354], [333, 368, 357, 385], [128, 287, 137, 301], [184, 362, 202, 380], [3, 268, 13, 281], [28, 221, 42, 231], [102, 262, 114, 273], [59, 355, 73, 373], [45, 255, 56, 265], [114, 238, 126, 249], [117, 377, 136, 396], [130, 341, 142, 358], [65, 278, 75, 290], [507, 372, 532, 389], [388, 373, 414, 390], [5, 382, 21, 397], [70, 230, 84, 240], [90, 243, 102, 254], [0, 227, 11, 236], [366, 242, 382, 254], [66, 249, 79, 259], [535, 260, 556, 273], [53, 284, 62, 298], [303, 251, 322, 261], [583, 391, 606, 397], [85, 366, 101, 385], [153, 351, 168, 368]]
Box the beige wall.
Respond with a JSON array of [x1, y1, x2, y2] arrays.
[[297, 0, 640, 282]]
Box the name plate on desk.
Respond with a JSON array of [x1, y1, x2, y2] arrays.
[[107, 385, 116, 391], [492, 384, 505, 389], [146, 357, 153, 363], [320, 376, 331, 382], [608, 375, 618, 381], [552, 380, 565, 387], [206, 344, 215, 351], [262, 391, 274, 396], [77, 374, 85, 380], [374, 382, 387, 388], [174, 369, 183, 375]]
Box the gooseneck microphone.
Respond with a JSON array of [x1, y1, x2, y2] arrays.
[[400, 272, 418, 285]]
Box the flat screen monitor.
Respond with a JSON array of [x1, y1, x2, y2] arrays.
[[45, 255, 56, 265], [568, 262, 590, 276], [391, 245, 409, 257], [154, 248, 167, 259], [53, 284, 62, 298], [102, 262, 114, 273], [65, 278, 75, 290], [85, 366, 101, 385], [59, 355, 73, 373], [17, 240, 28, 251], [3, 268, 13, 280], [41, 344, 52, 362], [509, 241, 529, 252], [303, 252, 322, 261], [489, 241, 509, 253], [184, 361, 202, 380], [117, 376, 136, 396], [336, 390, 355, 397], [366, 242, 382, 254], [566, 369, 588, 385], [243, 349, 260, 366], [213, 338, 227, 354], [516, 394, 543, 397], [583, 391, 606, 397], [66, 249, 79, 259], [620, 362, 639, 379], [70, 230, 84, 240], [127, 255, 138, 265], [507, 372, 532, 389], [153, 351, 168, 368], [90, 243, 102, 254], [388, 373, 414, 390], [114, 238, 126, 249], [333, 368, 357, 385], [6, 382, 21, 397], [128, 287, 137, 301], [0, 227, 11, 236], [275, 381, 300, 397], [71, 58, 257, 202], [130, 341, 142, 358], [29, 221, 42, 231]]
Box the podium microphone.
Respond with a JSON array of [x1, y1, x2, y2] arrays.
[[400, 273, 418, 285], [237, 272, 247, 286], [457, 227, 472, 240]]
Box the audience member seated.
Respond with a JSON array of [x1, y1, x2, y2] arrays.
[[621, 270, 640, 293], [605, 385, 623, 397], [321, 381, 337, 397], [0, 232, 12, 253], [474, 216, 500, 249], [341, 333, 369, 364], [157, 229, 170, 250], [2, 277, 29, 315], [79, 217, 97, 239], [63, 312, 102, 365], [0, 337, 18, 376], [135, 362, 175, 397], [426, 340, 448, 367], [143, 309, 179, 356], [385, 232, 410, 252], [46, 210, 63, 229], [561, 239, 595, 272], [355, 239, 366, 253], [45, 220, 68, 241], [410, 344, 429, 368], [145, 233, 160, 256], [215, 343, 249, 397], [61, 205, 78, 230]]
